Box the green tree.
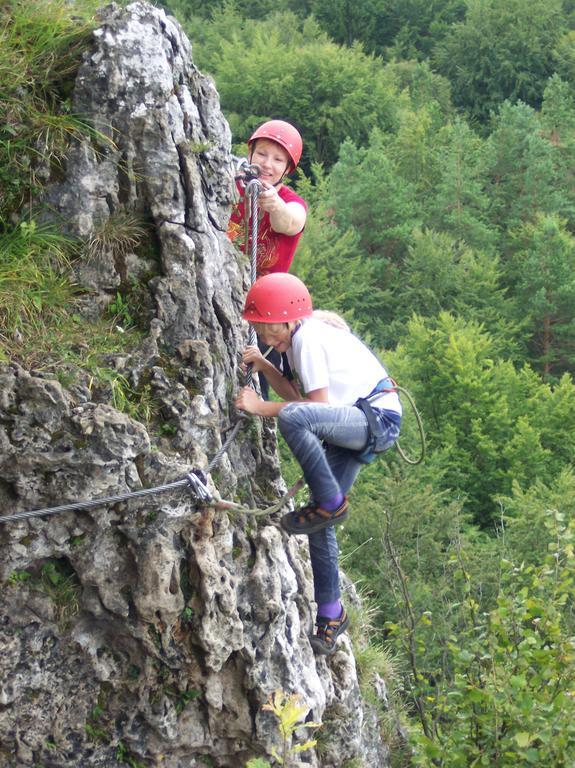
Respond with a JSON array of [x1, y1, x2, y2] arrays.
[[539, 75, 575, 229], [410, 510, 575, 767], [553, 29, 575, 90], [329, 133, 421, 259], [310, 0, 466, 59], [483, 101, 565, 240], [499, 468, 575, 566], [340, 458, 500, 628], [163, 0, 309, 21], [189, 9, 399, 170], [308, 0, 384, 49], [383, 59, 454, 117], [390, 314, 507, 524], [434, 0, 567, 124], [384, 104, 444, 202], [510, 214, 575, 377], [290, 165, 382, 340], [390, 229, 520, 356], [390, 313, 574, 525], [427, 119, 498, 254]]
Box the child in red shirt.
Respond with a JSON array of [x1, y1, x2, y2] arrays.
[[227, 119, 307, 276], [228, 120, 308, 397]]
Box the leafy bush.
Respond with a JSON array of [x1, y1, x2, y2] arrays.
[[410, 510, 575, 767]]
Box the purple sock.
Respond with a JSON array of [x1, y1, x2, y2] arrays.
[[317, 600, 342, 620], [320, 492, 344, 512]]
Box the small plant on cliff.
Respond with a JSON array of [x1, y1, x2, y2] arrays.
[[116, 740, 146, 768], [38, 559, 81, 627], [245, 689, 321, 767], [87, 211, 147, 264]]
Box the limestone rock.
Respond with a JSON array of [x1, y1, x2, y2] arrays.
[[0, 3, 392, 767]]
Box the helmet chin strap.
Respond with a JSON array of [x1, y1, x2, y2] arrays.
[[290, 320, 302, 337]]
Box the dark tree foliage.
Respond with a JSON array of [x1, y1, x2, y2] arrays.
[[433, 0, 567, 124], [162, 0, 310, 20], [309, 0, 466, 59]]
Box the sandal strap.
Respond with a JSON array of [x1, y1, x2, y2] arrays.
[[295, 498, 348, 525], [316, 611, 348, 645], [294, 503, 333, 526]]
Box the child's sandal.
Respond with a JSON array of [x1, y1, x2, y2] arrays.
[[310, 609, 350, 655], [280, 497, 348, 536]]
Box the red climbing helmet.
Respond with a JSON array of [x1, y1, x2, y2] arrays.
[[248, 120, 303, 172], [243, 273, 313, 323]]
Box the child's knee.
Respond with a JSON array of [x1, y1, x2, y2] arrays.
[[278, 402, 305, 435]]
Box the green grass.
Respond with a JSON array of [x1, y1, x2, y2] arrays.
[[0, 220, 77, 339], [8, 559, 82, 629], [341, 588, 413, 767], [0, 0, 110, 222], [1, 0, 98, 88], [0, 0, 126, 368], [3, 305, 160, 423], [39, 559, 81, 627]]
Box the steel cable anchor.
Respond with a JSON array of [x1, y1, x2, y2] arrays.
[[186, 469, 213, 503]]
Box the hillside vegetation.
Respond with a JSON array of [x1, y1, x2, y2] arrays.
[[2, 0, 575, 765]]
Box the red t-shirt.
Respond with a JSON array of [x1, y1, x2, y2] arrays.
[[227, 183, 307, 276]]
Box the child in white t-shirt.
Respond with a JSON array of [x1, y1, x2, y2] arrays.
[[235, 273, 401, 655]]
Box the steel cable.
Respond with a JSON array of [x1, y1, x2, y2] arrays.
[[0, 176, 266, 525]]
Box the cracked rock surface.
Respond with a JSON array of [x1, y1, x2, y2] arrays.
[[0, 4, 391, 767]]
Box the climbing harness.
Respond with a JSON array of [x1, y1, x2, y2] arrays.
[[355, 378, 426, 466], [0, 168, 289, 526]]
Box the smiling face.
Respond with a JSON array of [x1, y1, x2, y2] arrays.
[[250, 138, 291, 186], [253, 321, 297, 352]]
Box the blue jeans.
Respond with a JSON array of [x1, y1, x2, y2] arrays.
[[278, 402, 399, 604]]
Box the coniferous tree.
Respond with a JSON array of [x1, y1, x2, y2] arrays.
[[392, 313, 558, 525], [390, 229, 520, 356], [329, 133, 422, 260], [428, 118, 498, 254], [385, 104, 444, 204], [290, 167, 382, 341], [433, 0, 567, 124], [483, 101, 564, 243], [510, 214, 575, 377], [539, 75, 575, 229]]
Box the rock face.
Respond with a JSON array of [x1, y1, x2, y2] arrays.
[[0, 4, 391, 767]]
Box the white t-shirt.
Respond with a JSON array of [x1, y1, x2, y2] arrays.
[[286, 317, 402, 415]]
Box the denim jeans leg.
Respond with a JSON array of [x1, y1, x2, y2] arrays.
[[308, 527, 341, 603], [278, 402, 369, 501], [307, 447, 364, 603], [278, 403, 369, 606], [324, 444, 364, 495]]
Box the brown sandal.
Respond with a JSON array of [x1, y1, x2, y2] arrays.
[[280, 497, 349, 535], [310, 609, 350, 655]]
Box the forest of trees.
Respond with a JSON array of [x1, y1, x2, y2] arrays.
[[2, 0, 575, 765], [164, 1, 575, 764]]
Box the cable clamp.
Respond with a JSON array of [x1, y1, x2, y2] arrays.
[[186, 470, 213, 503], [235, 158, 261, 183]]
